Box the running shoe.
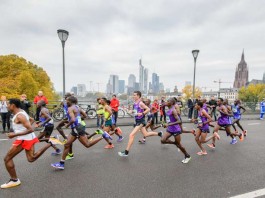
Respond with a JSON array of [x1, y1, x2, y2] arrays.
[[207, 143, 216, 149], [51, 162, 65, 170], [158, 131, 163, 137], [48, 137, 63, 145], [138, 139, 146, 144], [104, 144, 114, 149], [117, 136, 124, 142], [239, 133, 244, 142], [95, 129, 104, 135], [230, 138, 237, 145], [118, 151, 128, 157], [197, 151, 207, 156], [243, 130, 247, 137], [1, 179, 21, 189], [214, 132, 220, 140], [65, 153, 74, 160], [102, 131, 113, 140], [182, 157, 191, 164], [51, 149, 62, 156], [62, 139, 67, 144]]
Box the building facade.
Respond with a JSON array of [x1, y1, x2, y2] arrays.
[[233, 50, 249, 88]]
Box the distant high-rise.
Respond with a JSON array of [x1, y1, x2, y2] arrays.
[[159, 83, 164, 92], [128, 74, 136, 88], [108, 75, 119, 94], [118, 80, 125, 94], [144, 68, 148, 94], [233, 50, 249, 88], [77, 84, 87, 97], [139, 59, 144, 92], [71, 86, 77, 95], [134, 82, 140, 91], [152, 73, 160, 94]]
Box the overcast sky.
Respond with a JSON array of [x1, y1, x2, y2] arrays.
[[1, 0, 265, 93]]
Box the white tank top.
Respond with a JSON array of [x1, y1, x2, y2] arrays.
[[12, 110, 36, 140]]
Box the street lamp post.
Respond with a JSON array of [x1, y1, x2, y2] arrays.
[[192, 49, 200, 101], [57, 29, 69, 97]]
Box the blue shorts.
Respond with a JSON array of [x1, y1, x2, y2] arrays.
[[134, 118, 146, 127]]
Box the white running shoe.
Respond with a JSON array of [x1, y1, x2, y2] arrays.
[[1, 179, 21, 189], [182, 157, 191, 164]]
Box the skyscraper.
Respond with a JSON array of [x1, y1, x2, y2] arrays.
[[233, 50, 249, 88], [70, 86, 77, 95], [152, 73, 160, 94], [118, 80, 125, 94], [144, 68, 148, 94], [108, 75, 119, 94], [77, 84, 87, 97], [128, 74, 136, 88], [139, 59, 144, 92]]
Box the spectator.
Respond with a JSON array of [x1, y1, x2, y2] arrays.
[[33, 91, 48, 121], [20, 94, 31, 114], [193, 96, 201, 119], [160, 96, 166, 122], [208, 96, 217, 121], [152, 99, 159, 124], [96, 98, 104, 128], [110, 94, 119, 125], [187, 97, 193, 120], [260, 98, 265, 120], [0, 96, 10, 132]]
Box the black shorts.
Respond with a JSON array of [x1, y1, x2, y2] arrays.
[[43, 125, 54, 136], [70, 125, 86, 137], [219, 124, 231, 129], [134, 118, 146, 127]]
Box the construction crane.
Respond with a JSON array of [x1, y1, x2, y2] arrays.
[[213, 79, 233, 97]]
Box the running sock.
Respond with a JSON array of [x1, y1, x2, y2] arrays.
[[185, 154, 191, 158], [56, 149, 60, 152], [60, 160, 65, 164], [125, 150, 129, 155], [10, 178, 18, 182], [109, 142, 112, 145], [158, 132, 162, 137]]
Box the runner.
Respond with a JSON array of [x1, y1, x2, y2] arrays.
[[101, 98, 115, 149], [260, 98, 265, 120], [56, 93, 72, 143], [138, 99, 162, 144], [1, 99, 60, 189], [51, 96, 112, 170], [107, 100, 124, 143], [36, 100, 62, 156], [160, 98, 191, 163], [118, 91, 162, 157], [193, 101, 218, 155], [231, 100, 247, 138], [207, 98, 244, 149]]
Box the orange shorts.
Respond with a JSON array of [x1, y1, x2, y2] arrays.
[[13, 138, 40, 150]]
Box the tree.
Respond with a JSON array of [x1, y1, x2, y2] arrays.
[[0, 54, 58, 100], [182, 85, 202, 100], [239, 84, 265, 111]]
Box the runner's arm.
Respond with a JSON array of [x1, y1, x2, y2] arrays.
[[39, 109, 51, 127], [140, 102, 150, 116], [169, 109, 182, 125], [65, 108, 75, 128]]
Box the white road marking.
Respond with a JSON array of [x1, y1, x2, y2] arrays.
[[248, 123, 260, 125], [230, 188, 265, 198], [0, 139, 8, 141]]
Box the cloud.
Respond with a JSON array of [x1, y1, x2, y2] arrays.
[[0, 0, 264, 93]]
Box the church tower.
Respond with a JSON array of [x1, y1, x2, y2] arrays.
[[233, 50, 249, 88]]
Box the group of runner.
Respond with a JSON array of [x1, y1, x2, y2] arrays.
[[1, 91, 248, 189]]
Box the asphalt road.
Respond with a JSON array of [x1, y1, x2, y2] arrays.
[[0, 119, 264, 198]]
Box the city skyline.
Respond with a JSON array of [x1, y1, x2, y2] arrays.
[[1, 1, 265, 93]]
